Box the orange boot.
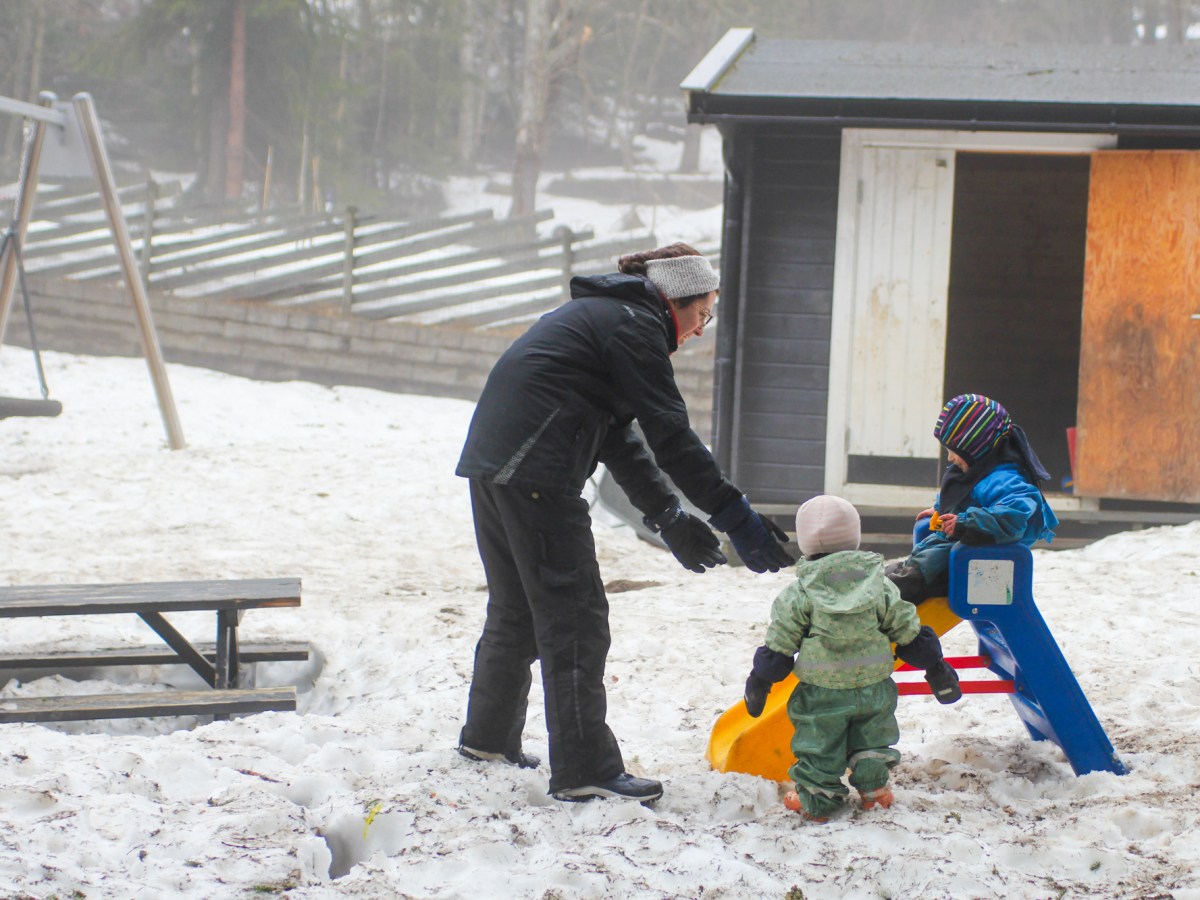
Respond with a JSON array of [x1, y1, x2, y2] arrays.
[[860, 785, 894, 810], [783, 790, 829, 823]]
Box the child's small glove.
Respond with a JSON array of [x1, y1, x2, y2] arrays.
[[743, 645, 794, 716], [925, 660, 963, 704], [744, 673, 771, 717], [895, 625, 943, 669]]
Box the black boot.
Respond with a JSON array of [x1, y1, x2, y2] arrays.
[[886, 562, 929, 605], [925, 660, 963, 704]]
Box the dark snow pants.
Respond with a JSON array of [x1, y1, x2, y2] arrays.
[[786, 679, 902, 818], [459, 479, 624, 793]]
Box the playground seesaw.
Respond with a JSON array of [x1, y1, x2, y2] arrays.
[[707, 536, 1127, 782]]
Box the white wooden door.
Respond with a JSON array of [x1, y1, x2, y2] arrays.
[[848, 144, 955, 456], [825, 129, 1116, 508], [826, 133, 955, 506]]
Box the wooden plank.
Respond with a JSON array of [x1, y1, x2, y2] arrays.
[[0, 641, 311, 669], [353, 272, 562, 319], [1077, 151, 1200, 502], [217, 210, 545, 302], [346, 230, 581, 288], [0, 577, 301, 618], [229, 225, 570, 305], [32, 180, 157, 217], [0, 686, 296, 723], [148, 210, 492, 280], [347, 250, 563, 303], [146, 218, 341, 268], [146, 224, 354, 292], [439, 290, 564, 328]]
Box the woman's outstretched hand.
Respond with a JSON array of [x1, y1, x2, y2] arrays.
[[645, 502, 727, 572], [709, 496, 796, 573]]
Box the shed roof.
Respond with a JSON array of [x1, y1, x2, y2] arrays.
[[684, 30, 1200, 107]]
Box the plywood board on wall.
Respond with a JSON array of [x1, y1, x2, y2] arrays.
[[1077, 151, 1200, 502]]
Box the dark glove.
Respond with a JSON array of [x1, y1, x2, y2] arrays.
[[925, 660, 963, 704], [752, 645, 795, 682], [644, 503, 727, 573], [744, 673, 771, 717], [894, 625, 943, 670], [744, 645, 794, 717], [709, 495, 795, 573]]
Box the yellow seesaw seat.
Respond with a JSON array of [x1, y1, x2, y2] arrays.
[[706, 595, 961, 783]]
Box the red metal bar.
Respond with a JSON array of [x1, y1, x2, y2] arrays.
[[895, 655, 991, 672], [897, 680, 1015, 696]]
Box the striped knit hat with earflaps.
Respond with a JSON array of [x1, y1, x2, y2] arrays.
[[933, 394, 1012, 464]]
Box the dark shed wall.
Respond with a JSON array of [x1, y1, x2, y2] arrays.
[[731, 126, 840, 504]]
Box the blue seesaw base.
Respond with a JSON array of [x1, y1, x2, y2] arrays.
[[941, 538, 1127, 776]]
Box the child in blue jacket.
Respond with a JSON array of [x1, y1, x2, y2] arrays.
[[887, 394, 1059, 604]]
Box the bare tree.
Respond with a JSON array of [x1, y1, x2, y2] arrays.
[[1, 1, 45, 162], [509, 0, 591, 218]]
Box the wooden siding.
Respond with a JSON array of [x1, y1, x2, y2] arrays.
[[1077, 151, 1200, 502], [734, 129, 840, 502]]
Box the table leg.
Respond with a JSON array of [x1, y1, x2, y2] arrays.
[[215, 608, 241, 689], [138, 611, 217, 687]]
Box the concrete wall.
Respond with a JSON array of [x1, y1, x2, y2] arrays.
[[9, 276, 715, 440]]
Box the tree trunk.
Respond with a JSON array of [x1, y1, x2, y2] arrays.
[[678, 124, 702, 174], [509, 0, 553, 218], [457, 0, 486, 165], [2, 3, 36, 160], [205, 93, 229, 204], [372, 33, 391, 190], [334, 27, 349, 160], [224, 0, 247, 201]]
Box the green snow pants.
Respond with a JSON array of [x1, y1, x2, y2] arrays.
[[786, 678, 901, 818]]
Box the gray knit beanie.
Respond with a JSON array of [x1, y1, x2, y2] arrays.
[[794, 495, 861, 557], [644, 255, 719, 300]]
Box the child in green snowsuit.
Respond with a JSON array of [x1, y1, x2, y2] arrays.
[[743, 495, 960, 821]]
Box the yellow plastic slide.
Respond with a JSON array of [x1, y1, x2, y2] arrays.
[[706, 595, 962, 783]]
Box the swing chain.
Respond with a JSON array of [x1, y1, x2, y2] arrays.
[[0, 222, 52, 401]]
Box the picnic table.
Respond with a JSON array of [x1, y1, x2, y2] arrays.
[[0, 577, 306, 724]]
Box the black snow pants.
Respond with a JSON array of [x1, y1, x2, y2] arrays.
[[459, 479, 624, 793]]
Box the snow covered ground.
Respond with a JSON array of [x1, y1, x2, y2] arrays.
[[0, 349, 1198, 898], [0, 124, 1197, 898]]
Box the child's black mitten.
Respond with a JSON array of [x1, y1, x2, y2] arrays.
[[743, 645, 794, 717], [895, 625, 943, 669], [925, 660, 963, 704], [744, 673, 771, 717]]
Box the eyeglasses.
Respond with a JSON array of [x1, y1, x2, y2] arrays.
[[698, 307, 714, 328]]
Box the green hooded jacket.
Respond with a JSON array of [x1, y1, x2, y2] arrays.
[[765, 550, 920, 690]]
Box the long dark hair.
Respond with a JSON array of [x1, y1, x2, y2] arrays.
[[616, 242, 710, 308]]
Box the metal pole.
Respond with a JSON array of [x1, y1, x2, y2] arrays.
[[73, 92, 186, 450], [0, 91, 55, 351]]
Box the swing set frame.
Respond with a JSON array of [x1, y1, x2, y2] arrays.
[[0, 91, 184, 448]]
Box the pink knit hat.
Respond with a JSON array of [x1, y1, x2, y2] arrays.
[[794, 495, 861, 557]]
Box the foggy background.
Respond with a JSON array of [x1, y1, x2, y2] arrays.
[[3, 0, 1197, 222]]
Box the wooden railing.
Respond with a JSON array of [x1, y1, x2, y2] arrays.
[[9, 179, 718, 332]]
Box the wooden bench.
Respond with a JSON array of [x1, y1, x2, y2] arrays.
[[0, 641, 311, 671], [0, 577, 304, 723], [0, 686, 296, 724]]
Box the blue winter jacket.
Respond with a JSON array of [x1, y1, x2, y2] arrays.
[[937, 463, 1058, 546]]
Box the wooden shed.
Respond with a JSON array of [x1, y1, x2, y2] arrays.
[[681, 30, 1200, 539]]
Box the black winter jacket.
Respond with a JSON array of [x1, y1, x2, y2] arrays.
[[455, 272, 741, 518]]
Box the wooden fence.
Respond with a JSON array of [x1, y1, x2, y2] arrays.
[[10, 178, 718, 333]]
